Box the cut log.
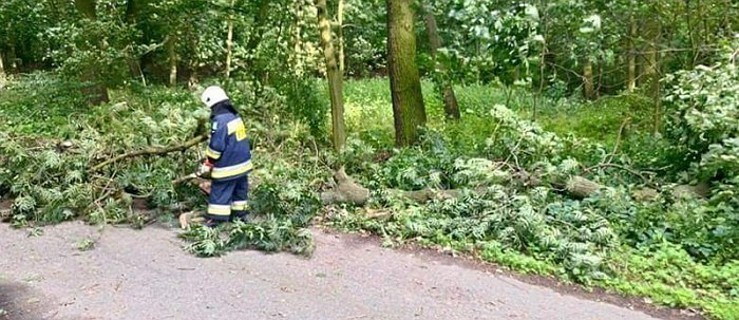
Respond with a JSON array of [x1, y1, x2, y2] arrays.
[[320, 167, 370, 206], [633, 187, 660, 202], [672, 183, 709, 199], [565, 176, 603, 199], [319, 166, 607, 206]]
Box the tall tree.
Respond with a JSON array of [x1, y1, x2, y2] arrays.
[[167, 35, 178, 87], [0, 52, 5, 80], [74, 0, 109, 105], [626, 11, 637, 92], [387, 0, 427, 147], [583, 58, 595, 99], [225, 0, 236, 79], [422, 3, 460, 120], [316, 0, 347, 151], [337, 0, 345, 73], [642, 4, 662, 133]]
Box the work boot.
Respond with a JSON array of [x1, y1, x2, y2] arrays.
[[235, 214, 250, 224], [201, 218, 223, 228]]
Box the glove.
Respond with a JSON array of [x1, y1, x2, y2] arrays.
[[197, 159, 213, 176]]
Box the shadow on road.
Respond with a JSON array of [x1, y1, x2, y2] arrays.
[[0, 280, 51, 320]]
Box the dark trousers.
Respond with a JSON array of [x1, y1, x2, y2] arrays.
[[206, 175, 249, 221]]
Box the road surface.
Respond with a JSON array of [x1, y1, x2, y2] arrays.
[[1, 222, 677, 320]]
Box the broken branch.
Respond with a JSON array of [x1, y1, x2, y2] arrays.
[[90, 134, 208, 172]]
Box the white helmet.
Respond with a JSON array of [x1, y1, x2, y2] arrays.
[[201, 86, 229, 108]]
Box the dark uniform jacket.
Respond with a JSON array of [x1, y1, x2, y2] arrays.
[[205, 101, 253, 181]]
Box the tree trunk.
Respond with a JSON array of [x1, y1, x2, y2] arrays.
[[338, 0, 345, 74], [583, 59, 595, 100], [168, 34, 178, 87], [387, 0, 427, 147], [627, 13, 637, 92], [75, 0, 96, 19], [643, 14, 661, 134], [423, 3, 460, 120], [124, 0, 146, 84], [225, 0, 236, 79], [244, 0, 270, 81], [125, 0, 139, 23], [535, 39, 547, 120], [0, 51, 5, 79], [74, 0, 109, 106], [316, 0, 347, 151]]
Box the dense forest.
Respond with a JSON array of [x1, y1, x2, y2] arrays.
[[0, 0, 738, 318]]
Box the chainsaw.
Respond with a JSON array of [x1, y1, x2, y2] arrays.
[[172, 170, 212, 230]]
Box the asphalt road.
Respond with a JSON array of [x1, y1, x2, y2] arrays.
[[0, 222, 666, 320]]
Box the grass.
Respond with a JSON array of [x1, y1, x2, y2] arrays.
[[339, 78, 656, 148]]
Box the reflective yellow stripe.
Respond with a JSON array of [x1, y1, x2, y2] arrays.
[[211, 160, 253, 179], [207, 204, 231, 217], [227, 118, 247, 141], [231, 201, 248, 211], [205, 147, 222, 159]]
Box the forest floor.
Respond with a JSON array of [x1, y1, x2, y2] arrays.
[[0, 221, 696, 320]]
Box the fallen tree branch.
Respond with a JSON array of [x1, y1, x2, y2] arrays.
[[90, 134, 208, 172], [319, 166, 606, 206], [604, 117, 631, 164], [583, 163, 650, 183], [172, 173, 199, 185]]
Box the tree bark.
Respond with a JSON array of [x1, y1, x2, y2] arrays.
[[627, 13, 637, 92], [225, 0, 236, 79], [423, 3, 460, 120], [316, 0, 347, 151], [0, 51, 5, 80], [338, 0, 345, 74], [168, 34, 178, 87], [583, 59, 595, 100], [387, 0, 427, 147], [643, 13, 661, 134]]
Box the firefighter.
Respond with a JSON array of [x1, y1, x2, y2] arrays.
[[198, 85, 253, 227]]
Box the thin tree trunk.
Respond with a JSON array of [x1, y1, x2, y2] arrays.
[[124, 0, 146, 83], [535, 40, 547, 120], [74, 0, 109, 105], [168, 35, 178, 87], [643, 13, 662, 134], [75, 0, 96, 19], [338, 0, 345, 74], [9, 46, 17, 71], [583, 59, 594, 100], [316, 0, 346, 151], [0, 51, 5, 79], [387, 0, 427, 147], [244, 0, 270, 81], [225, 0, 236, 79], [422, 3, 460, 120], [627, 14, 637, 92]]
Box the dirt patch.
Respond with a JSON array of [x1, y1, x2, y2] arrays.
[[317, 225, 704, 320]]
